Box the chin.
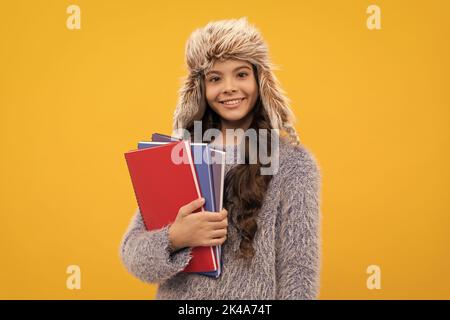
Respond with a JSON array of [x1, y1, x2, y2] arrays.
[[217, 111, 247, 122], [225, 115, 244, 120]]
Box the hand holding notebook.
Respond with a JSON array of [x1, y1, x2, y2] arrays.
[[168, 198, 228, 251]]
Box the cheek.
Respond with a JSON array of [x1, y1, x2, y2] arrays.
[[242, 80, 258, 99], [205, 85, 220, 103], [244, 89, 259, 109]]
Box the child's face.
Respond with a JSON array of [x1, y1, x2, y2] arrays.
[[204, 59, 259, 128]]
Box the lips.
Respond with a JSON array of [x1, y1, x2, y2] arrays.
[[219, 98, 245, 106]]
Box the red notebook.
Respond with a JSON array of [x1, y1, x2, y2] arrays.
[[124, 140, 217, 273]]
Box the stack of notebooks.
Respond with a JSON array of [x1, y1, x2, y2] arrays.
[[124, 133, 226, 278]]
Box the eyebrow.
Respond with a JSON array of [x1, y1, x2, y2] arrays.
[[206, 65, 252, 76]]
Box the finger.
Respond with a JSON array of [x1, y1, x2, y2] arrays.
[[220, 209, 228, 220], [206, 236, 227, 247], [202, 209, 227, 215], [204, 209, 228, 222], [210, 229, 227, 238], [203, 212, 224, 222], [180, 198, 205, 215], [208, 219, 228, 230]]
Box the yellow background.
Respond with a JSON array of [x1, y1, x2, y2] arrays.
[[1, 0, 449, 299]]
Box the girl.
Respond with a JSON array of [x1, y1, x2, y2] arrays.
[[120, 17, 322, 300]]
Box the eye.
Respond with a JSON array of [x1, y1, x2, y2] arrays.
[[209, 76, 220, 83], [238, 72, 248, 78]]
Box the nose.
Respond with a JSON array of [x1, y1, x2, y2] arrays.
[[222, 78, 237, 94]]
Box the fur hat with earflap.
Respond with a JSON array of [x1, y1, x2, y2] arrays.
[[171, 17, 301, 146]]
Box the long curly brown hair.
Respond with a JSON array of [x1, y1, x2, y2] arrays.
[[186, 69, 276, 261]]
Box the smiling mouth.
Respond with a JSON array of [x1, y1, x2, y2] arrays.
[[219, 98, 245, 106]]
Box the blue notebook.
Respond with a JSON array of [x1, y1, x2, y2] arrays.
[[138, 141, 222, 278]]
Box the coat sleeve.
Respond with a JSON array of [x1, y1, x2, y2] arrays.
[[119, 208, 193, 284], [275, 147, 322, 300]]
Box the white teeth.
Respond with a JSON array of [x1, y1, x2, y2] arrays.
[[221, 99, 243, 105]]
